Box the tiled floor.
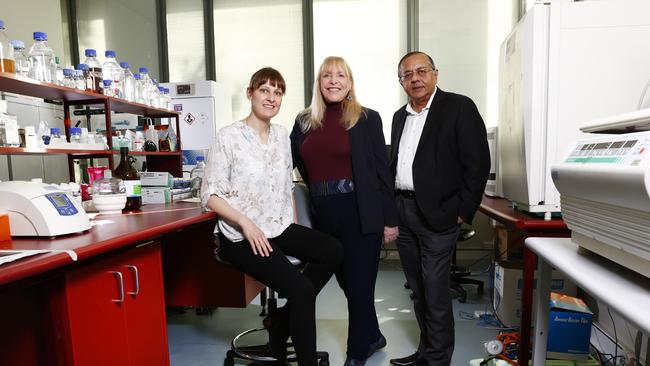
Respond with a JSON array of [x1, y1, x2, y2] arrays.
[[168, 259, 499, 366]]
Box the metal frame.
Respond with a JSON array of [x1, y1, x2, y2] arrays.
[[156, 0, 170, 82], [407, 0, 419, 52], [66, 0, 80, 67], [203, 0, 216, 81], [302, 0, 314, 107]]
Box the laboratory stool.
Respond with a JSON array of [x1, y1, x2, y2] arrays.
[[450, 228, 484, 303]]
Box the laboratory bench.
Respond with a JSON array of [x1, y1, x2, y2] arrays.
[[0, 202, 264, 366]]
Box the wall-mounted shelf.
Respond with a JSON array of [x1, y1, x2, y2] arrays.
[[0, 72, 183, 179], [0, 147, 112, 156]]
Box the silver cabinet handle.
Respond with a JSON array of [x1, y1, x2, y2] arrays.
[[110, 271, 125, 303], [126, 265, 140, 296]]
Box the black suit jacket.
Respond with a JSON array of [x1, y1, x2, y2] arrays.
[[291, 108, 398, 234], [389, 88, 490, 232]]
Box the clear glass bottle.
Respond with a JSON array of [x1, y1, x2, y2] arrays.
[[73, 69, 85, 90], [83, 48, 103, 93], [70, 127, 82, 144], [113, 147, 142, 211], [138, 67, 154, 105], [11, 40, 29, 77], [0, 20, 15, 74], [28, 32, 55, 82], [134, 73, 146, 104], [50, 127, 64, 146], [103, 80, 114, 97], [102, 50, 123, 98], [62, 68, 75, 88], [76, 63, 90, 90], [54, 56, 64, 85], [190, 156, 206, 198], [120, 61, 135, 102]]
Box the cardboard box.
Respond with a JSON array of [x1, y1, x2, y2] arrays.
[[547, 292, 593, 360], [142, 187, 171, 204], [493, 261, 577, 327], [141, 172, 174, 187], [495, 225, 525, 261]]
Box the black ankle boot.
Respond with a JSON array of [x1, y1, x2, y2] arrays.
[[263, 307, 290, 360]]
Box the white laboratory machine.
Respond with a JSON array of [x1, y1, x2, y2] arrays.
[[498, 0, 650, 214], [162, 80, 232, 156], [0, 181, 91, 237], [551, 108, 650, 278]]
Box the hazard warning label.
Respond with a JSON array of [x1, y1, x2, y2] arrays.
[[184, 113, 196, 125]]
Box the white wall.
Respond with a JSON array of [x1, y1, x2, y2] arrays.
[[1, 0, 67, 66]]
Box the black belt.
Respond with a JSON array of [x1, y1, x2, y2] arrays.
[[396, 190, 416, 199], [310, 179, 354, 197]]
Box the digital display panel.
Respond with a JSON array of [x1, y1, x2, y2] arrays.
[[176, 84, 193, 95], [50, 194, 68, 207]]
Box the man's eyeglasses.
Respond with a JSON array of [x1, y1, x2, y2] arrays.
[[399, 67, 434, 83]]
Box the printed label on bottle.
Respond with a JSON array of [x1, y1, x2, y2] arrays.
[[124, 180, 142, 197]]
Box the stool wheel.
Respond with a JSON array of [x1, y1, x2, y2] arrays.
[[318, 352, 329, 366], [223, 351, 235, 366]]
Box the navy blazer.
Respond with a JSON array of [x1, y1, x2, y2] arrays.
[[389, 88, 490, 232], [291, 108, 398, 234]]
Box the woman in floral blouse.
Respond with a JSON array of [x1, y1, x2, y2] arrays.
[[202, 67, 343, 366]]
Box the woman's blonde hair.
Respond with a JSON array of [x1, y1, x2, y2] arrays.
[[300, 56, 365, 132]]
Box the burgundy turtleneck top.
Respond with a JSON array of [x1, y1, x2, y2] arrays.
[[300, 102, 353, 182]]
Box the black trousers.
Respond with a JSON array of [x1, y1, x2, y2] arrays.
[[395, 195, 458, 366], [218, 224, 343, 366], [311, 192, 383, 360]]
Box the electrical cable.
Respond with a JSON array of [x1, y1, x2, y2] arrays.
[[608, 307, 619, 366]]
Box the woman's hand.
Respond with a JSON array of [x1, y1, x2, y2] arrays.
[[240, 218, 273, 256], [383, 226, 399, 243]]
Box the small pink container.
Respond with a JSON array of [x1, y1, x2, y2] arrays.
[[87, 166, 107, 184]]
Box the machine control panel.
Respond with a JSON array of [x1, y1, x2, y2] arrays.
[[564, 135, 650, 166], [45, 192, 78, 216]]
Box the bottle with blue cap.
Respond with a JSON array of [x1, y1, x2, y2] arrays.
[[133, 72, 147, 104], [11, 40, 29, 77], [120, 61, 136, 102], [0, 20, 15, 73], [138, 67, 154, 105], [76, 63, 90, 90], [62, 68, 75, 88], [83, 48, 103, 93], [102, 50, 123, 98], [73, 69, 85, 90], [28, 32, 56, 82], [102, 79, 114, 97]]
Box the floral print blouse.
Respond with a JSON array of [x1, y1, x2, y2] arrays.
[[201, 120, 294, 242]]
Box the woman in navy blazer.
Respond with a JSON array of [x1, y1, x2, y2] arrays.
[[291, 56, 398, 366]]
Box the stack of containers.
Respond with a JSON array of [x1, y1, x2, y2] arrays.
[[141, 171, 192, 204]]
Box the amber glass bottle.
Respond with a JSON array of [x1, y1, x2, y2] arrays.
[[113, 147, 142, 211]]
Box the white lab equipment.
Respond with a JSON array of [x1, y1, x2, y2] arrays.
[[0, 181, 91, 237], [498, 0, 650, 214], [551, 108, 650, 278], [161, 80, 232, 152]]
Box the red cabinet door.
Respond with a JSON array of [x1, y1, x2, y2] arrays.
[[119, 242, 170, 366], [64, 256, 130, 366]]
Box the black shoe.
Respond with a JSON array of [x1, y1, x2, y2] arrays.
[[390, 352, 420, 366], [344, 357, 366, 366], [263, 309, 289, 360], [366, 334, 387, 358]]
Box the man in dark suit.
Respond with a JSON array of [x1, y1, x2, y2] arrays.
[[388, 51, 490, 366]]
